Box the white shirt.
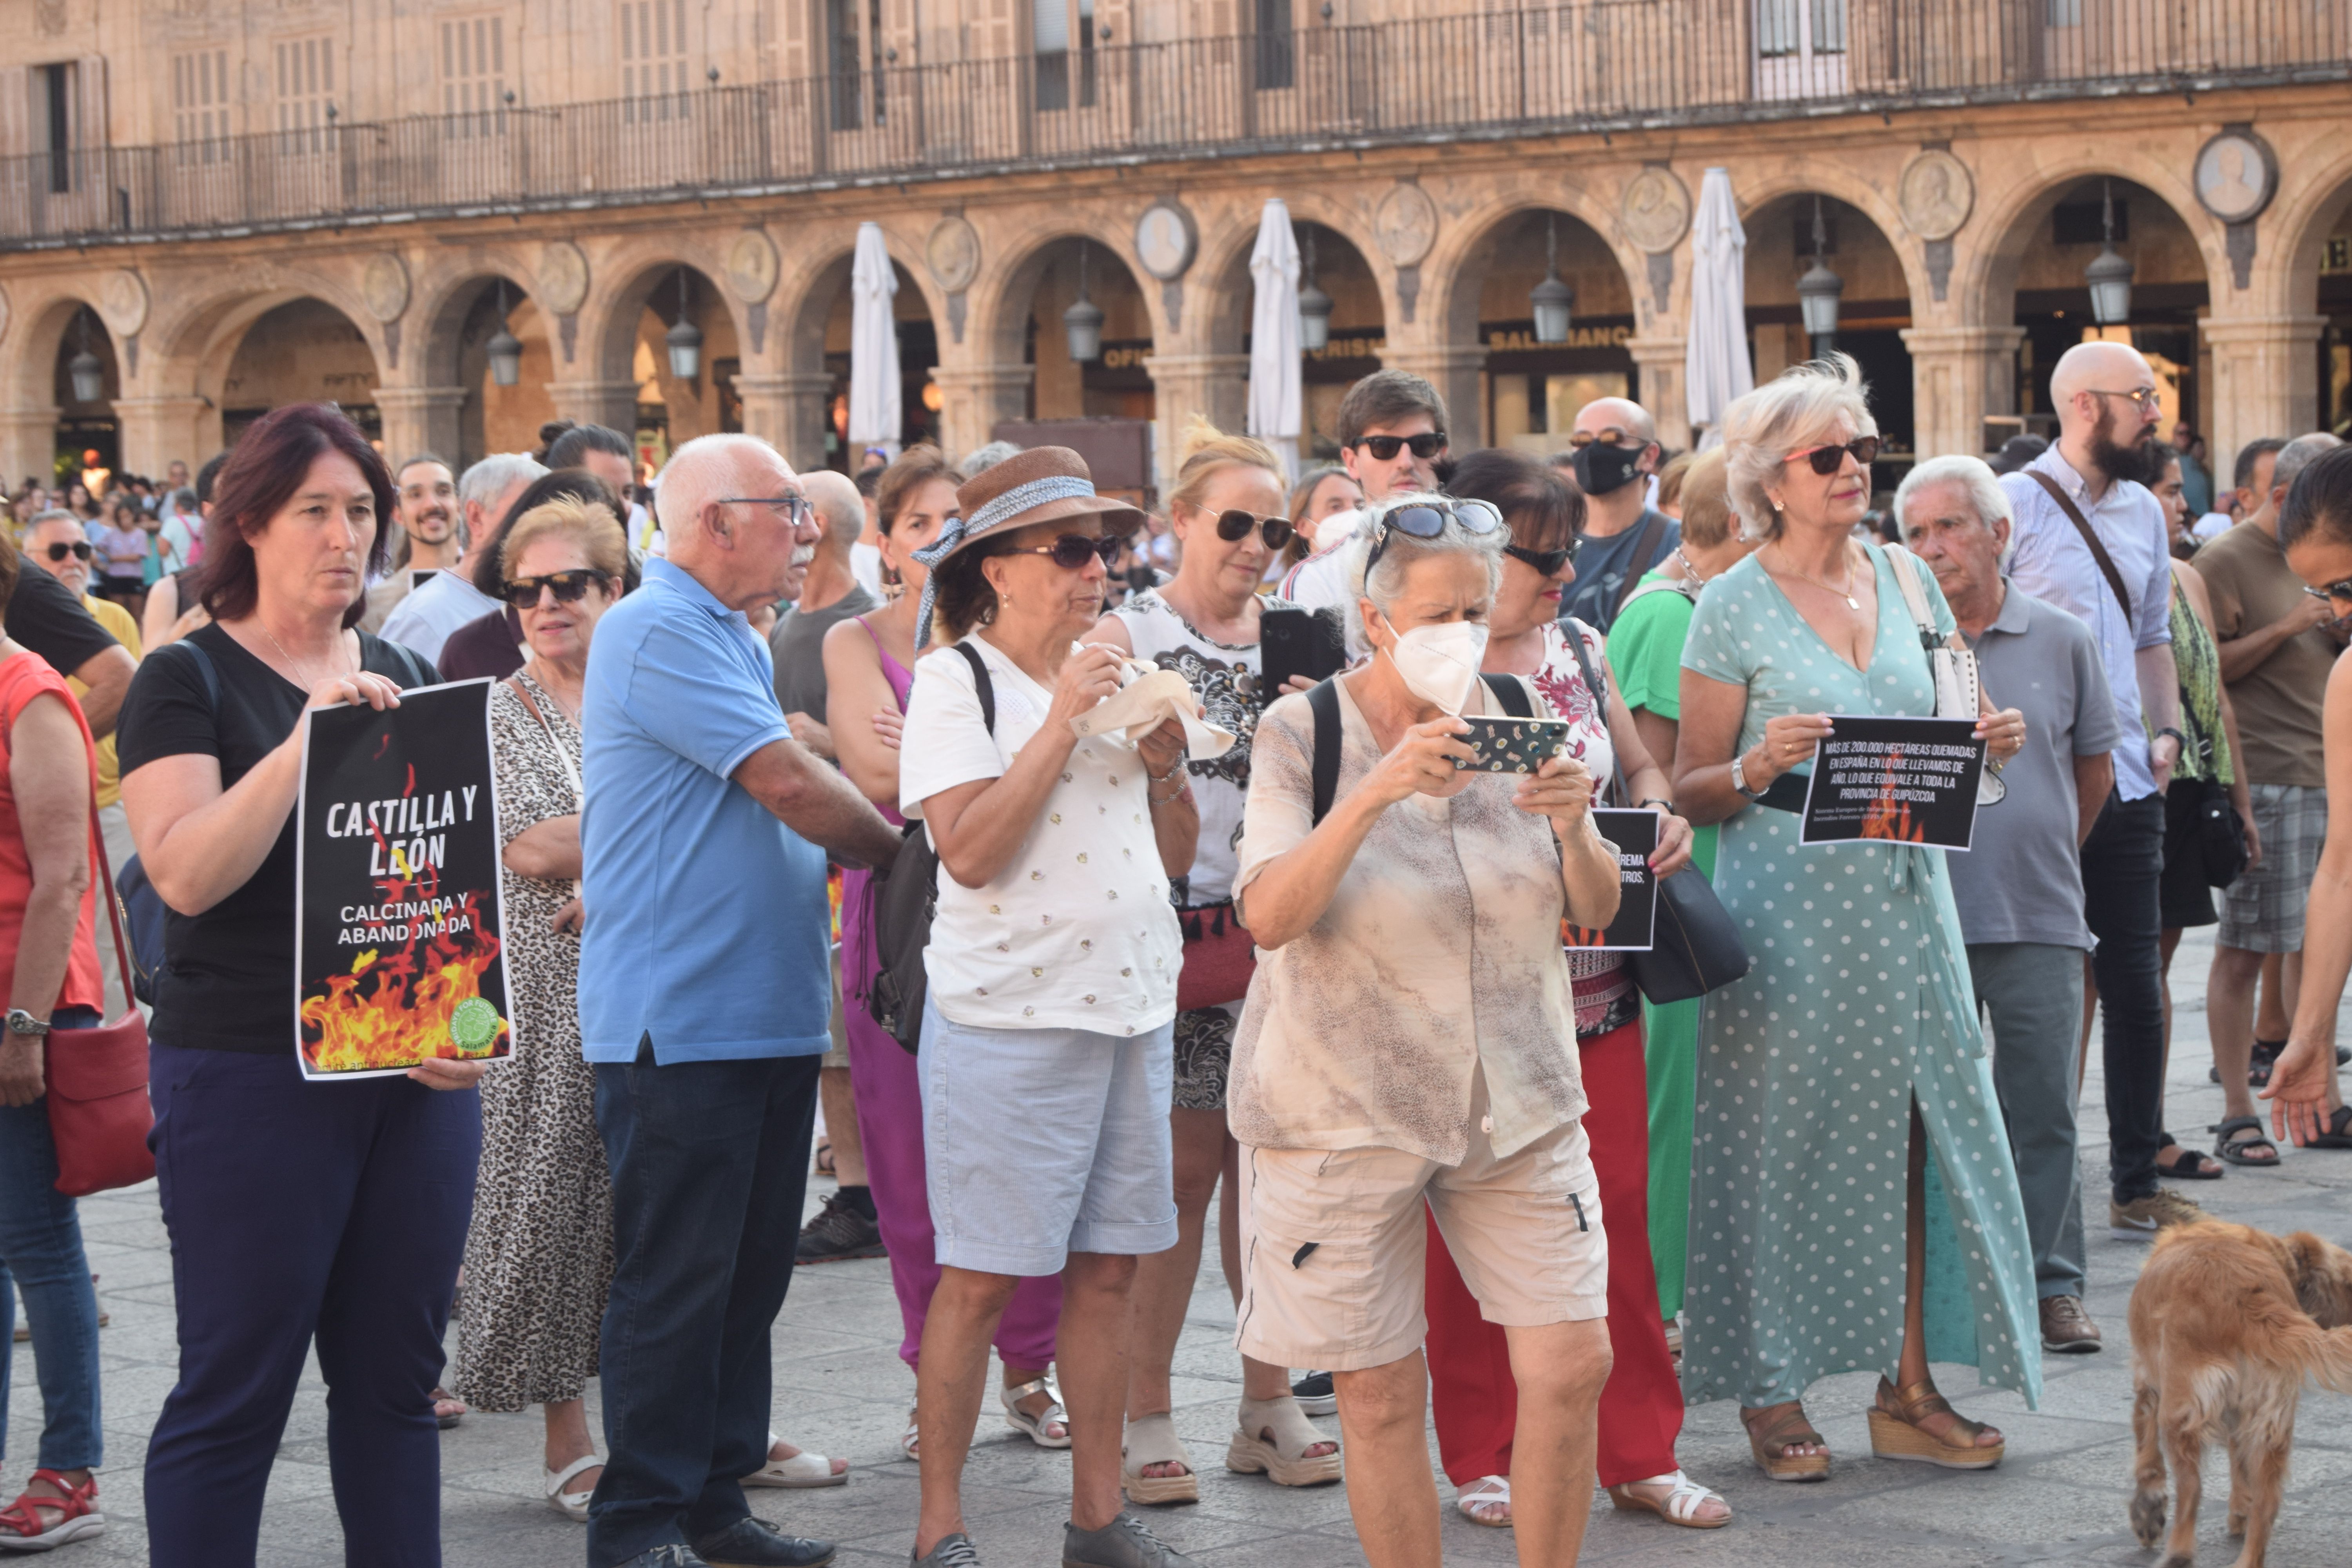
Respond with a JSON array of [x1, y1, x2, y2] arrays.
[[849, 541, 884, 601], [899, 635, 1182, 1037], [1278, 513, 1371, 658], [2191, 511, 2232, 544], [377, 567, 503, 666]]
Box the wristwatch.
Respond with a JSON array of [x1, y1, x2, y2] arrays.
[[2155, 726, 2188, 753], [5, 1009, 50, 1039], [1637, 797, 1674, 813], [1730, 751, 1766, 800]]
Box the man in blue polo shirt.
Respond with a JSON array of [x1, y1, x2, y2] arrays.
[[579, 433, 904, 1568]]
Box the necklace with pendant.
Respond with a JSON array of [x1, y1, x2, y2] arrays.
[[260, 622, 349, 691], [1771, 545, 1862, 610]]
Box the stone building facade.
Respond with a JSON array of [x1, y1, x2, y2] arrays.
[[1, 1, 2348, 492]]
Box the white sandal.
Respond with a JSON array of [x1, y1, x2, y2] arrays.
[[902, 1406, 921, 1463], [1224, 1395, 1342, 1488], [1122, 1411, 1199, 1505], [1001, 1376, 1072, 1449], [543, 1454, 602, 1522], [743, 1431, 848, 1488], [1454, 1474, 1510, 1527], [1607, 1469, 1731, 1529]]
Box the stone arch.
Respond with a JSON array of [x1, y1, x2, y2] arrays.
[[574, 245, 747, 465], [2266, 145, 2352, 439], [769, 221, 946, 471], [410, 263, 561, 466], [1962, 154, 2223, 336], [1739, 186, 1920, 457]]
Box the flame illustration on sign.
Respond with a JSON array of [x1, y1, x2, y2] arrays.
[[1858, 744, 1929, 843]]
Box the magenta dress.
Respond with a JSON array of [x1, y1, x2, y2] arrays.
[[840, 617, 1062, 1371]]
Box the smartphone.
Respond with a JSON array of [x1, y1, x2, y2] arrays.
[[1450, 715, 1575, 773], [1260, 605, 1348, 690]]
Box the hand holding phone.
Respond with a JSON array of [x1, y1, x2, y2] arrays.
[[1450, 714, 1573, 773]]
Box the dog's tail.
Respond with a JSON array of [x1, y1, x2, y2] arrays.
[[2250, 1291, 2352, 1394]]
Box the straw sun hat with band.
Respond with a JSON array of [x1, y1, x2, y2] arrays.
[[912, 445, 1144, 647]]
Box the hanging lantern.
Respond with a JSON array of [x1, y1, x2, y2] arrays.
[[1795, 195, 1844, 348], [1296, 228, 1333, 352], [1530, 213, 1574, 345], [666, 269, 704, 381], [486, 279, 523, 388], [1063, 243, 1105, 363], [67, 311, 103, 405], [2087, 179, 2134, 327]]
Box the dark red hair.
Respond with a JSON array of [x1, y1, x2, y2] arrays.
[[196, 403, 396, 628]]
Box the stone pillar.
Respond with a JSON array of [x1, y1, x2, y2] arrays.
[[1898, 326, 2025, 459], [931, 363, 1035, 463], [1625, 336, 1691, 453], [2202, 316, 2327, 477], [111, 396, 212, 478], [0, 407, 60, 489], [1379, 346, 1487, 450], [373, 386, 469, 468], [733, 372, 836, 472], [546, 379, 642, 436], [1141, 352, 1249, 493]]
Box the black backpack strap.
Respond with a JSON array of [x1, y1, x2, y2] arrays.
[[953, 640, 996, 734], [1612, 512, 1670, 619], [170, 635, 221, 713], [1307, 677, 1341, 827], [1479, 671, 1535, 717]]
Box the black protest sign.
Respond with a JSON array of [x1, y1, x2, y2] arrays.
[[1563, 808, 1659, 951], [294, 680, 512, 1078], [1798, 715, 1986, 851]]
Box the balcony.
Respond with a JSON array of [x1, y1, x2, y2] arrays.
[[2, 1, 2344, 250]]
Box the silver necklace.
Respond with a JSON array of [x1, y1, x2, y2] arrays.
[[259, 622, 348, 691]]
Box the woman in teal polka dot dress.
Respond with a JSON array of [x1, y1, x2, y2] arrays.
[[1671, 357, 2041, 1481]]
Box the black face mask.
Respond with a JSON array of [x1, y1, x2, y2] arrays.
[[1571, 442, 1645, 497]]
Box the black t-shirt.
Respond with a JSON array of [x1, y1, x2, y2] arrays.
[[114, 623, 438, 1053], [7, 564, 118, 677]]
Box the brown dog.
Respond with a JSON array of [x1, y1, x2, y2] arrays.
[[2128, 1220, 2352, 1568]]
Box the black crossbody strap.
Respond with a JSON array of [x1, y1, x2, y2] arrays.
[[1559, 622, 1633, 806], [1307, 678, 1341, 827], [1613, 513, 1670, 618], [2025, 469, 2133, 622], [1479, 671, 1535, 717], [952, 640, 995, 733]]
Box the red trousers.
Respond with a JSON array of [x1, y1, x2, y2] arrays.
[[1424, 1016, 1682, 1488]]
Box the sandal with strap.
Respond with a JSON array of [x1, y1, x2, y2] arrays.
[[1453, 1475, 1510, 1527], [2309, 1104, 2352, 1150], [543, 1455, 602, 1523], [1742, 1402, 1831, 1482], [0, 1469, 104, 1551], [1000, 1375, 1072, 1449], [743, 1432, 848, 1489], [902, 1406, 921, 1463], [1607, 1469, 1733, 1530], [2213, 1115, 2281, 1167], [1122, 1411, 1199, 1505], [1867, 1376, 2003, 1470], [1224, 1395, 1341, 1489], [2156, 1136, 2225, 1180]]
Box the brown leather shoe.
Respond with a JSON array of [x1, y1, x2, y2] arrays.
[[2039, 1294, 2102, 1354]]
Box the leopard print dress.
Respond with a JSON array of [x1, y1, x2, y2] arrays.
[[453, 671, 612, 1410]]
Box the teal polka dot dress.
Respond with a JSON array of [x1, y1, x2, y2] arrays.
[[1678, 545, 2042, 1414]]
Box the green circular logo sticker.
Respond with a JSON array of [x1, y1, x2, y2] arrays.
[[448, 997, 501, 1055]]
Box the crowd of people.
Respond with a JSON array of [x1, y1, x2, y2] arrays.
[[1, 337, 2350, 1568]]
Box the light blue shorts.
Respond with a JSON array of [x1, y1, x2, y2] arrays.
[[917, 995, 1178, 1276]]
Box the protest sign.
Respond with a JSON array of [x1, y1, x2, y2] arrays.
[[1564, 808, 1659, 951], [294, 680, 512, 1079], [1798, 716, 1986, 850]]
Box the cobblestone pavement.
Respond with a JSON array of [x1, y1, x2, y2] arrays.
[[11, 925, 2352, 1566]]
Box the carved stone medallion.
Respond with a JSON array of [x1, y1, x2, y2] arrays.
[[1133, 200, 1198, 282], [1897, 151, 1975, 242], [1619, 167, 1691, 254], [2195, 130, 2277, 225], [359, 253, 410, 322], [725, 229, 780, 304], [537, 241, 592, 317], [97, 270, 149, 337], [924, 216, 981, 294], [1374, 183, 1438, 269]]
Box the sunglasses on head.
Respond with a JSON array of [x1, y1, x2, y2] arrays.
[[503, 568, 611, 609], [43, 541, 93, 562], [1006, 532, 1125, 571], [1364, 498, 1503, 574], [1785, 435, 1882, 476], [1354, 432, 1446, 462], [1202, 507, 1296, 552], [1504, 537, 1581, 576]]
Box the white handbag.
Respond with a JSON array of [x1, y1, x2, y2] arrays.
[[1882, 544, 2004, 805]]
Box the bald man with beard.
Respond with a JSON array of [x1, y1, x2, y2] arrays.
[[2001, 339, 2197, 1246]]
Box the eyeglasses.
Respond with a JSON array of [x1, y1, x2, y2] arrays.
[[503, 568, 612, 609], [42, 541, 93, 563], [2088, 387, 2163, 412], [717, 495, 814, 526], [1364, 498, 1503, 575], [1005, 533, 1124, 571], [1353, 432, 1447, 462], [1203, 507, 1296, 552], [1504, 538, 1581, 576], [2303, 579, 2352, 610], [1565, 428, 1644, 450], [1784, 436, 1883, 476]]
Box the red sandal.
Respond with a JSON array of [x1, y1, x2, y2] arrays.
[[0, 1468, 104, 1552]]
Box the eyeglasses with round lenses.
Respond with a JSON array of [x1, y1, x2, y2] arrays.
[[2088, 387, 2163, 413], [1206, 508, 1295, 552], [1784, 436, 1883, 477]]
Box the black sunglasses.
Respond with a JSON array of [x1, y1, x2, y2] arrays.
[[2304, 579, 2352, 609], [1504, 538, 1581, 576], [1354, 432, 1446, 462], [1364, 498, 1503, 575], [44, 541, 93, 562], [504, 568, 611, 609], [1006, 533, 1124, 571], [1787, 436, 1883, 476], [1207, 508, 1296, 552]]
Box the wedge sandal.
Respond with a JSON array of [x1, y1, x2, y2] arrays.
[[1122, 1411, 1199, 1505], [1866, 1376, 2003, 1470], [1741, 1402, 1830, 1482], [1223, 1395, 1342, 1488]]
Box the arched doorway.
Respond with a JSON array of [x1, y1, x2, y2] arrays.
[[1204, 219, 1382, 466], [814, 255, 940, 470], [219, 298, 384, 446], [601, 264, 739, 480], [980, 233, 1155, 502], [2284, 176, 2352, 438], [51, 303, 119, 486], [426, 274, 555, 466], [1444, 208, 1637, 456], [1745, 192, 1915, 481]]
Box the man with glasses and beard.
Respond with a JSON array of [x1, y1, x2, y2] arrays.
[[2001, 340, 2197, 1241], [1553, 397, 1678, 632]]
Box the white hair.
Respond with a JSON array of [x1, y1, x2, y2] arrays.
[[655, 433, 789, 539], [1341, 490, 1507, 652], [2273, 432, 2346, 497], [1720, 353, 1877, 541], [961, 440, 1022, 477], [1895, 454, 2014, 563], [456, 453, 548, 546]]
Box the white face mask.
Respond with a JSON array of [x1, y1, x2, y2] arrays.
[[1379, 616, 1489, 715]]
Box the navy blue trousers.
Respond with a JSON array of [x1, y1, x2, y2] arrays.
[[143, 1044, 478, 1568], [588, 1046, 818, 1568]]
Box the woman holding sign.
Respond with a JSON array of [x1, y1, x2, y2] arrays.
[[1671, 357, 2037, 1483], [115, 404, 473, 1568]]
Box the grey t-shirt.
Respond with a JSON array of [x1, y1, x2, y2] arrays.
[[1559, 508, 1679, 633], [1945, 583, 2121, 951], [769, 584, 880, 720]]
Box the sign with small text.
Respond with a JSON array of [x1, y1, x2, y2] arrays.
[[1564, 808, 1659, 951], [1798, 716, 1986, 850]]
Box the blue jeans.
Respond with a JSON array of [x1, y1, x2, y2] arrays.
[[0, 1006, 103, 1474], [588, 1044, 819, 1568]]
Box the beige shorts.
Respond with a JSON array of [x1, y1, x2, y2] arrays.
[[822, 948, 851, 1068], [1235, 1077, 1608, 1372]]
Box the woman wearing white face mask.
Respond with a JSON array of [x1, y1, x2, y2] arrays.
[[1229, 494, 1622, 1568]]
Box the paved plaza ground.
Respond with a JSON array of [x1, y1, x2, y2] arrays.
[[12, 924, 2352, 1566]]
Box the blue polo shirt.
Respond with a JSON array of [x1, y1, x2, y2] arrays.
[[578, 556, 829, 1062]]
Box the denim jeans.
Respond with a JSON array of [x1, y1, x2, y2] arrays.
[[2082, 793, 2167, 1204], [0, 1006, 103, 1474], [588, 1045, 820, 1568]]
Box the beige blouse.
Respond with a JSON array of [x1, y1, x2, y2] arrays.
[[1230, 675, 1590, 1164]]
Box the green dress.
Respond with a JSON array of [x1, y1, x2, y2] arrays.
[[1604, 570, 1713, 1323], [1678, 546, 2042, 1411]]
